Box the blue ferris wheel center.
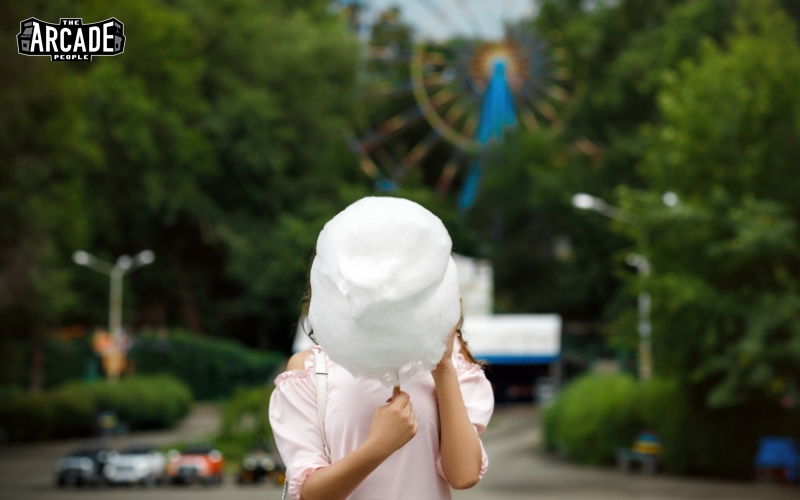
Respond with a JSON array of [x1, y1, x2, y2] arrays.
[[476, 60, 517, 147], [460, 59, 518, 210]]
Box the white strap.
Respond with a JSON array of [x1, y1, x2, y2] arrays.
[[314, 349, 332, 462], [281, 349, 331, 500]]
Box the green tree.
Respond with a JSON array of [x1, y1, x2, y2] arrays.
[[0, 0, 97, 390], [0, 0, 368, 389], [179, 0, 365, 348], [630, 0, 800, 407]]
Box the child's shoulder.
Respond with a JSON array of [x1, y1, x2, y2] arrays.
[[286, 349, 314, 371]]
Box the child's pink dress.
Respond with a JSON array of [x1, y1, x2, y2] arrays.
[[269, 340, 494, 500]]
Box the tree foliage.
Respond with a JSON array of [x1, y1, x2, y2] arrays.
[[630, 0, 800, 407], [0, 0, 369, 362]]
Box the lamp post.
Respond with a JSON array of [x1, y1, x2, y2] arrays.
[[72, 250, 155, 343], [571, 192, 678, 380], [625, 253, 652, 381]]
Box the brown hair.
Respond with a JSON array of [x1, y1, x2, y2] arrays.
[[453, 314, 485, 366], [299, 253, 483, 367]]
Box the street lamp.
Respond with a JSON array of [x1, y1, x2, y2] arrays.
[[625, 253, 652, 381], [570, 193, 637, 223], [72, 249, 155, 342], [571, 193, 678, 381]]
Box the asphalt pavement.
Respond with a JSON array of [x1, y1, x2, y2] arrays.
[[1, 403, 796, 500]]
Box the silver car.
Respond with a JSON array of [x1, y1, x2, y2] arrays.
[[103, 445, 166, 486]]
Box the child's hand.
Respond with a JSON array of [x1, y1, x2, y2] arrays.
[[365, 389, 418, 458]]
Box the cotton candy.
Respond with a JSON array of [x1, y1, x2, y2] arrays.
[[308, 197, 461, 387]]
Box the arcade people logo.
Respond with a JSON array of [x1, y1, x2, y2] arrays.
[[17, 18, 125, 61]]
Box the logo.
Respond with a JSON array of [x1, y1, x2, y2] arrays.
[[17, 18, 124, 61]]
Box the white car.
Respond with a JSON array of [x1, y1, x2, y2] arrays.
[[103, 445, 166, 486]]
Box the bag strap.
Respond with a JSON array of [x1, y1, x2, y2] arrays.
[[314, 348, 332, 462], [281, 348, 330, 500]]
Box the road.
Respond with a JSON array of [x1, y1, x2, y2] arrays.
[[0, 404, 795, 499]]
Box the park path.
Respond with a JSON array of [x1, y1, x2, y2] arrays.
[[1, 403, 797, 499]]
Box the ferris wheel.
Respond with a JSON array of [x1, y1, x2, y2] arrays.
[[340, 0, 579, 209]]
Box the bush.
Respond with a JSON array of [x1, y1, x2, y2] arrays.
[[129, 330, 284, 400], [1, 330, 283, 400], [640, 380, 800, 478], [49, 389, 96, 438], [544, 374, 800, 478], [0, 375, 192, 442], [220, 385, 274, 441], [0, 394, 58, 442], [216, 385, 275, 470], [543, 374, 643, 464], [44, 335, 98, 387], [0, 336, 99, 390], [59, 375, 193, 430]]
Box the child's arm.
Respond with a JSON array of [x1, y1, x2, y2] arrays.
[[432, 329, 483, 489]]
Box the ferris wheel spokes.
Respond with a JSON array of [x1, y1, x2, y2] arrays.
[[360, 105, 425, 149], [436, 147, 468, 194], [364, 78, 415, 99], [400, 128, 442, 174]]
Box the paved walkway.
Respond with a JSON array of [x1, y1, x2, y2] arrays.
[[0, 404, 796, 499]]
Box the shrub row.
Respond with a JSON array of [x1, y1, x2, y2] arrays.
[[543, 374, 800, 478], [2, 330, 284, 400], [0, 375, 192, 442], [128, 330, 284, 400], [0, 336, 99, 390]]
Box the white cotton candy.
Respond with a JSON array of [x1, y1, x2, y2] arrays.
[[308, 196, 461, 387]]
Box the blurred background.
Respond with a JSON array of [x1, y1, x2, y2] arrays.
[[3, 0, 800, 498]]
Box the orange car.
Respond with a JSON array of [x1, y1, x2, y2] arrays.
[[166, 445, 224, 485]]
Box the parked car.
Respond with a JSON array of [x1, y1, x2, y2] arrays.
[[103, 444, 166, 486], [54, 445, 110, 487], [166, 444, 224, 485], [237, 442, 286, 485]]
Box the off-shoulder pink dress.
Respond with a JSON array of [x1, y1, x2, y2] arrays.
[[269, 340, 494, 500]]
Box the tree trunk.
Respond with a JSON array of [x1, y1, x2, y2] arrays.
[[169, 249, 203, 333], [29, 331, 44, 393]]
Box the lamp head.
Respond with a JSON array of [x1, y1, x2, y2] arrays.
[[73, 251, 90, 266], [572, 193, 596, 210], [116, 255, 133, 271], [135, 250, 155, 265]]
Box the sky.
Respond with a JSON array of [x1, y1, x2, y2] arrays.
[[350, 0, 538, 41]]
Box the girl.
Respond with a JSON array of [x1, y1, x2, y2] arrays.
[[269, 197, 494, 500]]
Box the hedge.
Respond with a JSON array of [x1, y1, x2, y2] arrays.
[[0, 375, 192, 442], [215, 385, 275, 468], [1, 330, 284, 400], [128, 330, 284, 400], [0, 335, 99, 390], [543, 374, 800, 478], [542, 373, 642, 465]]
